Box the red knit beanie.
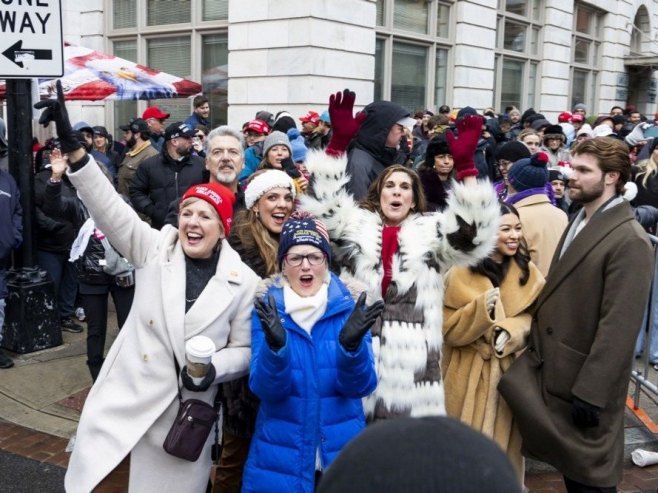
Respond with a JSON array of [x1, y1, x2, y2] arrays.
[[180, 183, 235, 235]]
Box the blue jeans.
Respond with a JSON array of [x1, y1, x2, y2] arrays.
[[0, 298, 5, 342], [37, 250, 78, 319], [635, 298, 658, 364]]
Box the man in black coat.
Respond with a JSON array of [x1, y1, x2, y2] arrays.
[[345, 101, 415, 200], [129, 122, 206, 229]]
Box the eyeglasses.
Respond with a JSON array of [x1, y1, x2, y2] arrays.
[[284, 253, 326, 267]]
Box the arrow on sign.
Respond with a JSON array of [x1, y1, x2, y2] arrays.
[[2, 40, 52, 68]]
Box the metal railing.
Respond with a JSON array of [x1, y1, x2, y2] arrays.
[[630, 233, 658, 407]]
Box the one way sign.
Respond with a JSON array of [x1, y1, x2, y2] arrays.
[[0, 0, 63, 78]]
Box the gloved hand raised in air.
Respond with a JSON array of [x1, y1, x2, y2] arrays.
[[445, 114, 484, 181], [34, 80, 82, 154], [325, 89, 367, 157], [339, 292, 385, 352], [254, 295, 286, 352]]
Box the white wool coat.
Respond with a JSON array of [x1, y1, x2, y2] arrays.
[[64, 158, 259, 493], [300, 151, 499, 421]]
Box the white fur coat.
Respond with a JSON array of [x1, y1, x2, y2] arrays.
[[301, 151, 499, 421]]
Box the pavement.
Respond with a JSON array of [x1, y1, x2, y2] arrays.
[[0, 304, 657, 492]]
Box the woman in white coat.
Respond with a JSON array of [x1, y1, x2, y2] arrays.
[[35, 82, 260, 493]]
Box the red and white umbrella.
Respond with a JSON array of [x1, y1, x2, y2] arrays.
[[0, 42, 202, 101]]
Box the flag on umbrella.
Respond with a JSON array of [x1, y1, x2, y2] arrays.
[[0, 42, 202, 101]]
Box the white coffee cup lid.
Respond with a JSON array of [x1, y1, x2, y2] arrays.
[[185, 335, 216, 359]]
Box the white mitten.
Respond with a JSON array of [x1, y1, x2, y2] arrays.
[[494, 328, 510, 354]]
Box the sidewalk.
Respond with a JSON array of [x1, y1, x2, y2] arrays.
[[1, 308, 658, 492]]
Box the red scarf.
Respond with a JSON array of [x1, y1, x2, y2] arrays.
[[381, 225, 400, 297]]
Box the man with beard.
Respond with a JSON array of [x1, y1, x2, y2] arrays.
[[164, 126, 246, 227], [116, 118, 159, 199], [129, 122, 205, 229], [500, 137, 654, 493]]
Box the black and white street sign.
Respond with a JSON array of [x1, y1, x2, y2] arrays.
[[0, 1, 63, 78]]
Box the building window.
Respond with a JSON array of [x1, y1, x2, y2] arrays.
[[375, 0, 452, 111], [107, 0, 228, 130], [570, 3, 602, 111], [494, 0, 543, 111]]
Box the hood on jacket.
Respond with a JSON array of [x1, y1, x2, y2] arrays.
[[354, 101, 410, 162]]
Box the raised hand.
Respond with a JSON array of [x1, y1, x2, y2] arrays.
[[34, 80, 81, 154], [339, 293, 385, 352], [445, 114, 484, 181], [325, 89, 367, 157], [254, 295, 286, 352]]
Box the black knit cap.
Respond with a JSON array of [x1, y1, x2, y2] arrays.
[[457, 106, 478, 118], [317, 417, 522, 493], [496, 140, 530, 162], [549, 169, 567, 183], [508, 152, 549, 192], [425, 134, 451, 164]]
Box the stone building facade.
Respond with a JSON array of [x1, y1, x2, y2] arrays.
[[63, 0, 658, 133]]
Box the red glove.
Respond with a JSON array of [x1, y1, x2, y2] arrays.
[[445, 114, 484, 181], [325, 89, 367, 157]]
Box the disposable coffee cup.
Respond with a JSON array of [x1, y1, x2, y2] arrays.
[[185, 336, 216, 385]]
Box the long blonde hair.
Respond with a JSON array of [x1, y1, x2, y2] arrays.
[[232, 208, 280, 276], [638, 154, 658, 188]]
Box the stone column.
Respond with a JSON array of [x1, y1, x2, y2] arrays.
[[227, 0, 377, 125]]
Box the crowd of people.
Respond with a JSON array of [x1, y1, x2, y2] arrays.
[[0, 79, 655, 492]]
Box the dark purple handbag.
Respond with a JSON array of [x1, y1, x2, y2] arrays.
[[163, 357, 220, 462], [163, 398, 218, 462]]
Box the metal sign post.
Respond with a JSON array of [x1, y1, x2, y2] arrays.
[[1, 1, 64, 353]]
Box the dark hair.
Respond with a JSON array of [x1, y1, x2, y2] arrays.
[[361, 165, 427, 216], [571, 137, 631, 195], [193, 95, 209, 108], [470, 203, 530, 286], [438, 105, 451, 114]]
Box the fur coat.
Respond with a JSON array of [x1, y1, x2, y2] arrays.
[[442, 260, 544, 478], [300, 151, 499, 421]]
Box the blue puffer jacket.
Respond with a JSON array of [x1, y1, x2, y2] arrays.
[[242, 273, 376, 493]]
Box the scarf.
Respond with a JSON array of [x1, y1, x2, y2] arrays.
[[283, 281, 329, 333]]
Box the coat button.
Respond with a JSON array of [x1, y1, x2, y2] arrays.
[[143, 354, 149, 362], [547, 327, 553, 335], [149, 320, 153, 326]]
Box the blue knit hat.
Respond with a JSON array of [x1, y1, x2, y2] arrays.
[[287, 127, 308, 163], [278, 211, 331, 268], [507, 152, 549, 192]]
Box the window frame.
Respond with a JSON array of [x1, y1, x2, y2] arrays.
[[375, 0, 454, 111], [570, 3, 603, 112]]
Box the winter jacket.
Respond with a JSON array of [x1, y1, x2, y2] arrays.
[[346, 101, 410, 200], [91, 149, 120, 181], [117, 140, 159, 198], [443, 260, 544, 478], [129, 147, 205, 229], [240, 141, 265, 184], [0, 170, 22, 299], [34, 170, 79, 254], [301, 150, 500, 422], [243, 273, 376, 493]]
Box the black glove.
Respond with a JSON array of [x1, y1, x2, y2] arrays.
[[34, 80, 82, 154], [181, 364, 216, 392], [571, 397, 601, 428], [281, 157, 301, 179], [339, 293, 385, 352], [255, 295, 286, 352]]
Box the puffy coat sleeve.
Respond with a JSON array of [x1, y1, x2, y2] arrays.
[[249, 298, 293, 403], [335, 331, 377, 398], [67, 155, 161, 268], [432, 179, 499, 270]]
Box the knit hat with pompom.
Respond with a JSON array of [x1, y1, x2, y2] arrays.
[[508, 152, 549, 192]]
